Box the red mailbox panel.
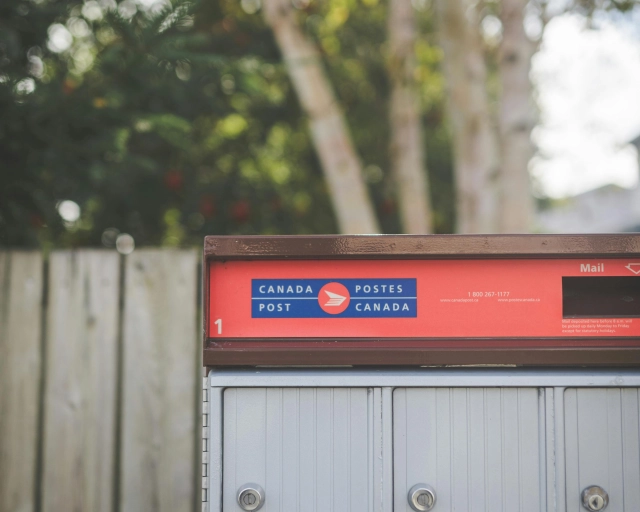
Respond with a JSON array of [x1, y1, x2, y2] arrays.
[[203, 235, 640, 366], [209, 259, 640, 340]]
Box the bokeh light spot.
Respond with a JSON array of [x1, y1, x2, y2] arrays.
[[57, 200, 81, 222], [116, 233, 135, 255], [241, 0, 261, 14], [102, 228, 120, 247], [47, 24, 73, 53]]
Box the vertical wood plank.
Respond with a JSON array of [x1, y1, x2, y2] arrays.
[[41, 251, 120, 512], [120, 249, 198, 512], [0, 252, 43, 512]]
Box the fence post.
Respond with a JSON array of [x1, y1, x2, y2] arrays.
[[0, 252, 43, 512], [41, 251, 120, 512], [120, 249, 199, 512]]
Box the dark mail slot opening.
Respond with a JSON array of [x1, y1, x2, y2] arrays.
[[563, 276, 640, 318]]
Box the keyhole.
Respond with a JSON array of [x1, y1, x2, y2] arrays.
[[581, 485, 608, 512], [417, 493, 432, 507], [589, 495, 604, 511], [242, 493, 257, 506], [237, 484, 264, 512], [408, 484, 437, 512]]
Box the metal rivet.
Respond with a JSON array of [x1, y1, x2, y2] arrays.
[[408, 484, 436, 512], [237, 484, 265, 511]]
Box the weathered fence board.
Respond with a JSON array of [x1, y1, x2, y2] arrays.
[[41, 251, 121, 512], [0, 252, 43, 512], [0, 249, 201, 512], [120, 249, 199, 512]]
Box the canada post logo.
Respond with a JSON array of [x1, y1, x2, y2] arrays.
[[252, 279, 417, 318]]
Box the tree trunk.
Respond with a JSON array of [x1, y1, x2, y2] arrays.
[[434, 0, 500, 233], [263, 0, 380, 234], [387, 0, 433, 233], [498, 0, 536, 232]]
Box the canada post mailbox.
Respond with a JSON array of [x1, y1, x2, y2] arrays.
[[202, 235, 640, 512]]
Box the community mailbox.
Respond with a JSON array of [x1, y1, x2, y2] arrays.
[[203, 235, 640, 512]]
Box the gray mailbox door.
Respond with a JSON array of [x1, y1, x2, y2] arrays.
[[222, 387, 374, 512], [393, 388, 543, 512], [209, 372, 640, 512], [564, 388, 640, 512]]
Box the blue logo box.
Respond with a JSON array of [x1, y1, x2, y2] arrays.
[[251, 278, 417, 318]]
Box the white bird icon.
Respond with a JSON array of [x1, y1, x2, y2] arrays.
[[324, 290, 346, 306]]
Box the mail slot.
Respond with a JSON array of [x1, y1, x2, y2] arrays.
[[202, 235, 640, 512]]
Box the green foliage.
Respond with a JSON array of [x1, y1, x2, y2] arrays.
[[0, 0, 453, 248]]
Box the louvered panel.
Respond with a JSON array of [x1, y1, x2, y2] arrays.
[[564, 388, 640, 512], [394, 388, 542, 512], [223, 388, 372, 512]]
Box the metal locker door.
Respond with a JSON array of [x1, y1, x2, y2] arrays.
[[564, 388, 640, 512], [223, 388, 374, 512], [394, 388, 543, 512]]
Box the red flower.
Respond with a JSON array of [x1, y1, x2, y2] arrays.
[[199, 195, 216, 218], [231, 200, 250, 223], [62, 79, 76, 95], [163, 169, 184, 191]]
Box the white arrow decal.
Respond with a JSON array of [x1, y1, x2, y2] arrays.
[[324, 290, 346, 306], [626, 263, 640, 275]]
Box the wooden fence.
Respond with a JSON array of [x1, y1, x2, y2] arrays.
[[0, 249, 202, 512]]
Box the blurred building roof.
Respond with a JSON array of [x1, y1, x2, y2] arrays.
[[536, 185, 640, 233], [535, 134, 640, 233]]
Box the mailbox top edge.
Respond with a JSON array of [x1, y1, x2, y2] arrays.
[[204, 234, 640, 261]]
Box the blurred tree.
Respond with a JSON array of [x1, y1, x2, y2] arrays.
[[0, 0, 455, 248], [0, 0, 71, 246], [435, 0, 500, 233], [497, 0, 536, 232], [262, 0, 379, 234], [299, 0, 455, 234], [0, 0, 338, 247], [387, 0, 432, 233], [479, 0, 638, 233]]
